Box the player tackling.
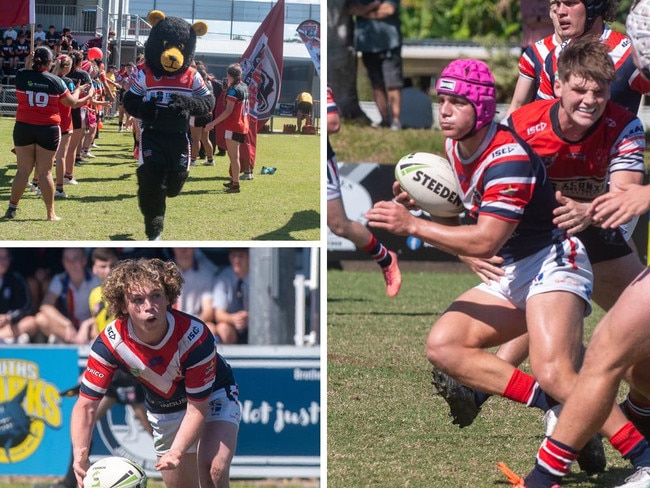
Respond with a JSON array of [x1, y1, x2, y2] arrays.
[[70, 258, 240, 488]]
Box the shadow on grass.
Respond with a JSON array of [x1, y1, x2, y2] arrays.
[[73, 193, 137, 203], [109, 233, 138, 240], [253, 209, 320, 240]]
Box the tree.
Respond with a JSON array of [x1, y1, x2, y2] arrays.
[[327, 0, 371, 122]]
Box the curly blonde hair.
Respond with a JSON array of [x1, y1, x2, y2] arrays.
[[102, 258, 184, 319]]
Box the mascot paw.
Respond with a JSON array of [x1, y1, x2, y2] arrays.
[[168, 93, 191, 118]]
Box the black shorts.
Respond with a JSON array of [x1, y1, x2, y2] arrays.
[[576, 225, 633, 264], [361, 47, 404, 90], [117, 88, 125, 105], [13, 121, 60, 151], [71, 108, 82, 130], [297, 101, 312, 114], [225, 131, 247, 143]]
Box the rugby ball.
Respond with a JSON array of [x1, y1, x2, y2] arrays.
[[394, 152, 464, 217], [83, 456, 147, 488]]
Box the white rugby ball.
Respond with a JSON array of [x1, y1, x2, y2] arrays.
[[83, 456, 147, 488], [394, 152, 464, 217]]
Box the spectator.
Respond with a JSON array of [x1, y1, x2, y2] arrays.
[[33, 24, 46, 43], [17, 25, 29, 41], [212, 248, 250, 344], [348, 0, 403, 130], [4, 47, 90, 221], [0, 248, 37, 344], [204, 63, 250, 192], [10, 248, 63, 313], [45, 25, 59, 52], [1, 36, 17, 74], [88, 247, 121, 337], [3, 26, 18, 41], [172, 248, 218, 333], [14, 34, 30, 67], [58, 28, 78, 55], [295, 91, 313, 132], [29, 247, 100, 344]]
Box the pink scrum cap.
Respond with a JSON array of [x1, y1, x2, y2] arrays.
[[435, 59, 497, 132]]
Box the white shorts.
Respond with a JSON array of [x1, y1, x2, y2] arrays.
[[476, 236, 593, 316], [327, 156, 342, 201], [146, 385, 241, 456]]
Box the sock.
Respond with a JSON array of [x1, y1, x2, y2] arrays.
[[362, 234, 391, 268], [525, 438, 577, 487], [502, 368, 557, 410], [611, 421, 650, 468], [9, 201, 18, 209], [64, 173, 73, 180], [56, 185, 64, 193], [624, 395, 650, 420]]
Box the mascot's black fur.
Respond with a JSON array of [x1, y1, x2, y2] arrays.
[[122, 10, 215, 240]]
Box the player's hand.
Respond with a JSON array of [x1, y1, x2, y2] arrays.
[[458, 255, 504, 284], [232, 311, 248, 330], [366, 200, 415, 236], [587, 183, 650, 229], [155, 448, 182, 471], [391, 181, 420, 210], [72, 447, 90, 488], [552, 191, 591, 235]]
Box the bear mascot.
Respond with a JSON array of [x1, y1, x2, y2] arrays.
[[123, 10, 214, 240]]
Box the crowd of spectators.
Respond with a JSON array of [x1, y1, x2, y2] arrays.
[[0, 247, 251, 345]]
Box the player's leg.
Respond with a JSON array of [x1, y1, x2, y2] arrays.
[[198, 421, 239, 488], [159, 452, 200, 488], [34, 144, 59, 221], [426, 288, 528, 395]]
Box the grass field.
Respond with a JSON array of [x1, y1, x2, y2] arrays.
[[327, 268, 635, 488], [0, 116, 320, 241]]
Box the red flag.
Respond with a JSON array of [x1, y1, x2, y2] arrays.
[[239, 0, 285, 170], [0, 0, 35, 27]]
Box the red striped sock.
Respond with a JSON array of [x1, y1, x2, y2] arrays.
[[536, 437, 578, 477], [611, 421, 646, 458], [502, 368, 536, 404]]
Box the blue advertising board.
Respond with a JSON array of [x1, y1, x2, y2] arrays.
[[0, 346, 79, 476]]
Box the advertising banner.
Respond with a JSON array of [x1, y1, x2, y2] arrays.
[[0, 346, 78, 476]]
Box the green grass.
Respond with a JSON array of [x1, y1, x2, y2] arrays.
[[0, 116, 320, 241], [327, 268, 634, 488]]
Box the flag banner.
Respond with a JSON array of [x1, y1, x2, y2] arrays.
[[0, 0, 35, 27], [296, 20, 320, 78], [239, 0, 285, 169]]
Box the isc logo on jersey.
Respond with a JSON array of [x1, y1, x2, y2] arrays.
[[527, 122, 547, 136]]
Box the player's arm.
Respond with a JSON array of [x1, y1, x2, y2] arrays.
[[71, 394, 101, 487], [155, 396, 210, 470], [366, 200, 517, 258], [587, 183, 650, 229], [505, 75, 536, 117]]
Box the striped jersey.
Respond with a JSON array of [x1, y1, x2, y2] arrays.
[[15, 69, 70, 125], [537, 27, 650, 113], [504, 99, 646, 202], [327, 86, 337, 160], [518, 34, 559, 84], [445, 123, 565, 264], [80, 309, 235, 413]]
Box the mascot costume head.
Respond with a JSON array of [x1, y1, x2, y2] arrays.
[[122, 10, 215, 241]]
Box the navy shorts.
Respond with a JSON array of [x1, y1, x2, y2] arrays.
[[71, 107, 82, 130], [362, 47, 404, 90], [576, 225, 632, 264], [13, 121, 60, 151]]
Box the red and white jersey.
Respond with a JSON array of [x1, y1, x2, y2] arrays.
[[537, 27, 650, 113], [327, 85, 337, 161], [518, 34, 559, 82], [445, 123, 565, 265], [505, 99, 646, 202], [129, 65, 210, 107], [80, 309, 235, 413]]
